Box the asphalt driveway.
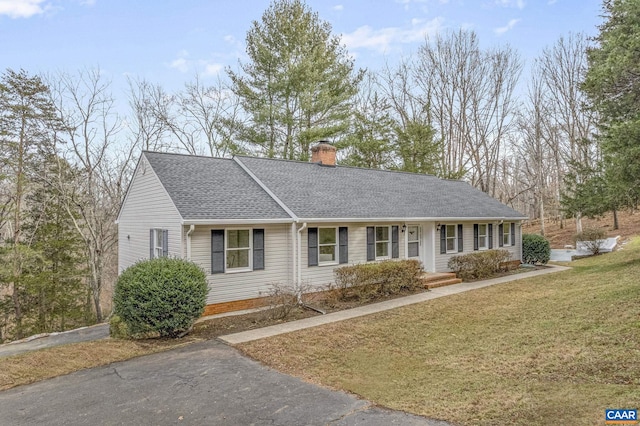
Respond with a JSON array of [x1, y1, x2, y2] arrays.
[[0, 339, 449, 426]]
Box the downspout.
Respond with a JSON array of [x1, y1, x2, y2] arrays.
[[296, 222, 307, 303], [186, 224, 195, 260], [291, 222, 297, 291]]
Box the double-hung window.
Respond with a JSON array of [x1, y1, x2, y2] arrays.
[[366, 226, 399, 261], [318, 227, 338, 264], [150, 228, 168, 258], [445, 224, 457, 253], [308, 227, 348, 266], [375, 226, 390, 258], [503, 223, 511, 247], [211, 228, 264, 274], [474, 223, 492, 251], [478, 224, 488, 250], [226, 229, 251, 270], [440, 224, 463, 254]]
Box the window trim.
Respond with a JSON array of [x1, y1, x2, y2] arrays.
[[153, 228, 164, 258], [375, 225, 391, 260], [445, 224, 457, 253], [503, 222, 512, 247], [318, 227, 338, 266], [478, 224, 488, 250], [225, 228, 253, 273]]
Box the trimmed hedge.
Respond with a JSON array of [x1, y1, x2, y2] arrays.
[[447, 249, 512, 280], [522, 234, 551, 264], [334, 260, 423, 301], [113, 257, 208, 338]]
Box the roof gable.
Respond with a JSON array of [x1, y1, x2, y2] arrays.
[[142, 152, 291, 221]]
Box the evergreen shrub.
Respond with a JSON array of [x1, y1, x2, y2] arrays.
[[522, 234, 551, 264], [113, 257, 208, 338]]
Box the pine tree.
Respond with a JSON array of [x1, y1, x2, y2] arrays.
[[228, 0, 362, 160], [582, 0, 640, 211], [0, 69, 60, 339]]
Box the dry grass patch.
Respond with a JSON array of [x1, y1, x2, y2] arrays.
[[239, 238, 640, 426]]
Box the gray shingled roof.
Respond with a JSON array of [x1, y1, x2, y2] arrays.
[[237, 156, 525, 220], [142, 151, 525, 221], [143, 152, 290, 220]]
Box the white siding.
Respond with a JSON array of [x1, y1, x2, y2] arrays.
[[300, 223, 406, 291], [118, 156, 183, 272], [189, 224, 292, 304], [434, 220, 523, 272]]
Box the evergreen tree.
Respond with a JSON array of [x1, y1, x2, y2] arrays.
[[228, 0, 362, 160], [0, 69, 60, 339], [21, 156, 89, 333], [582, 0, 640, 211]]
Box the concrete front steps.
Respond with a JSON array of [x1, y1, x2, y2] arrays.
[[420, 272, 462, 289]]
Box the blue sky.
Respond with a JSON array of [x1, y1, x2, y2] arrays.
[[1, 0, 602, 97]]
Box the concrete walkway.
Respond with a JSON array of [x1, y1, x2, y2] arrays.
[[219, 265, 571, 345]]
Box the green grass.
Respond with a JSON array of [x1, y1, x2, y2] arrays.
[[239, 238, 640, 426]]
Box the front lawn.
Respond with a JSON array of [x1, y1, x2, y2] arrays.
[[238, 238, 640, 426]]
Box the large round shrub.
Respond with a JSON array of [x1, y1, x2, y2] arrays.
[[113, 257, 208, 338], [522, 234, 550, 264]]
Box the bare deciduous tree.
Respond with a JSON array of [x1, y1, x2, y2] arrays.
[[49, 68, 129, 322]]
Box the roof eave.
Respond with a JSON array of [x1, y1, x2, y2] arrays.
[[181, 218, 295, 225]]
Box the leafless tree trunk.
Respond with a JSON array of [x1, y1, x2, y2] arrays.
[[538, 33, 598, 233], [414, 30, 522, 188], [48, 68, 129, 322]]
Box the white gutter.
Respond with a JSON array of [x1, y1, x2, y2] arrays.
[[181, 218, 294, 225], [186, 224, 195, 260], [296, 222, 307, 302], [294, 216, 529, 223]]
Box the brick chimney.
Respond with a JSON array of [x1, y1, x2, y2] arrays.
[[310, 141, 336, 166]]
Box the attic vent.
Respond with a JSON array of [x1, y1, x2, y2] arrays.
[[310, 141, 336, 166]]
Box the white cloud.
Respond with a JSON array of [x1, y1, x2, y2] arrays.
[[494, 18, 521, 35], [547, 0, 557, 4], [0, 0, 48, 18], [332, 4, 343, 11], [168, 50, 190, 73], [203, 62, 223, 76], [341, 17, 444, 53], [494, 0, 525, 9]]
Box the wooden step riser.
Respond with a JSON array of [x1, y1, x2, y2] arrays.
[[420, 273, 458, 283]]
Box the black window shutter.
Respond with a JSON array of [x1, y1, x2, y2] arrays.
[[162, 229, 168, 257], [211, 230, 225, 274], [339, 227, 348, 264], [440, 225, 446, 254], [149, 229, 154, 259], [308, 227, 318, 267], [473, 224, 479, 251], [488, 224, 493, 249], [253, 229, 265, 270], [498, 224, 504, 247], [392, 226, 399, 258], [366, 227, 375, 261], [511, 222, 516, 246], [458, 224, 463, 252]]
